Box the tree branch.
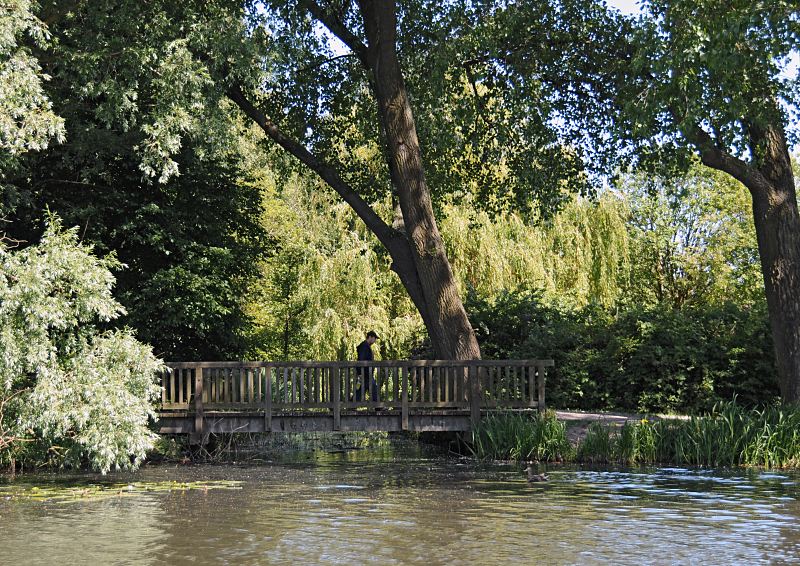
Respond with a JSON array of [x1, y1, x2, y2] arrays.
[[684, 124, 771, 196], [297, 53, 357, 75], [226, 83, 394, 244], [227, 82, 433, 329], [299, 0, 371, 70]]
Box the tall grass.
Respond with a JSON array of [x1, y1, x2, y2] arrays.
[[576, 401, 800, 468], [469, 402, 800, 468], [468, 411, 573, 462]]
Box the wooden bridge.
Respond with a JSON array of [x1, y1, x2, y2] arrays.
[[158, 360, 553, 440]]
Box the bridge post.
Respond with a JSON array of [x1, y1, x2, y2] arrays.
[[469, 365, 481, 427], [333, 367, 341, 431], [192, 366, 204, 444], [401, 365, 409, 431], [264, 365, 272, 432], [537, 363, 546, 411]]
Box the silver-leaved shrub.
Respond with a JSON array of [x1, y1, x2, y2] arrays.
[[0, 216, 163, 473]]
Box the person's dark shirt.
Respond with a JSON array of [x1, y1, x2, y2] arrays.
[[356, 340, 373, 362]]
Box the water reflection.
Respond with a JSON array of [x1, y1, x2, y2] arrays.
[[2, 444, 800, 565]]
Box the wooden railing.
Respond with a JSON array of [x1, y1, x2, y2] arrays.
[[160, 360, 553, 433]]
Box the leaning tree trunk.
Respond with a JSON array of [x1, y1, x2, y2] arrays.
[[358, 1, 480, 360], [230, 1, 480, 360], [697, 121, 800, 403]]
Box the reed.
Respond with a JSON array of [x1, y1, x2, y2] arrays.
[[575, 401, 800, 468], [468, 410, 572, 462]]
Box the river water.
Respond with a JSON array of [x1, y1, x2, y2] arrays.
[[2, 442, 799, 565]]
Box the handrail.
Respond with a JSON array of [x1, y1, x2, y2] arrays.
[[164, 360, 554, 369]]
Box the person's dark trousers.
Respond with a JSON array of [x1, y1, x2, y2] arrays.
[[354, 368, 379, 402]]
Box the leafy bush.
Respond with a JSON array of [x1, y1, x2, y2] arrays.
[[467, 288, 778, 413], [0, 218, 163, 473]]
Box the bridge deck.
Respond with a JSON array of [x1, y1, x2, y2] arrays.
[[157, 360, 553, 439]]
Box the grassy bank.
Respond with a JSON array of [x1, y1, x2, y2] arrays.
[[467, 402, 800, 469]]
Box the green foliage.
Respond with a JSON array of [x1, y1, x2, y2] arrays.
[[0, 217, 163, 473], [441, 192, 630, 308], [0, 0, 65, 154], [469, 291, 778, 413], [246, 174, 423, 361], [621, 167, 762, 308], [577, 422, 617, 464], [468, 411, 573, 462], [4, 45, 268, 361], [576, 402, 800, 469], [618, 0, 800, 162]]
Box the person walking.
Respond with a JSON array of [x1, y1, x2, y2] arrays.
[[355, 331, 379, 402]]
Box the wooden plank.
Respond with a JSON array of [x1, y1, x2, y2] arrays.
[[401, 366, 409, 430], [528, 366, 536, 407], [470, 366, 481, 426], [264, 365, 272, 432], [193, 367, 204, 443], [537, 363, 546, 411], [282, 368, 289, 404], [426, 367, 432, 403], [333, 367, 341, 431], [166, 359, 555, 369], [299, 368, 305, 404], [161, 370, 167, 405], [315, 367, 321, 403]]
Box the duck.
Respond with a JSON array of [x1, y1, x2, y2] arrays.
[[525, 465, 549, 483]]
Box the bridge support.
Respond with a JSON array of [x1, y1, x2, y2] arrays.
[[191, 367, 204, 445]]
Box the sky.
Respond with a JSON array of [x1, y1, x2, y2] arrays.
[[605, 0, 642, 14]]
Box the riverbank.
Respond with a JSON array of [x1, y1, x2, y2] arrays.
[[469, 403, 800, 469]]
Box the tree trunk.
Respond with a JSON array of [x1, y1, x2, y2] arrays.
[[697, 122, 800, 402], [747, 128, 800, 403], [358, 0, 480, 360]]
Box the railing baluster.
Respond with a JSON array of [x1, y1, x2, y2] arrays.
[[427, 367, 432, 403], [299, 368, 304, 404]]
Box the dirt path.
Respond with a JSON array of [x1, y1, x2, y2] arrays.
[[555, 410, 685, 444]]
